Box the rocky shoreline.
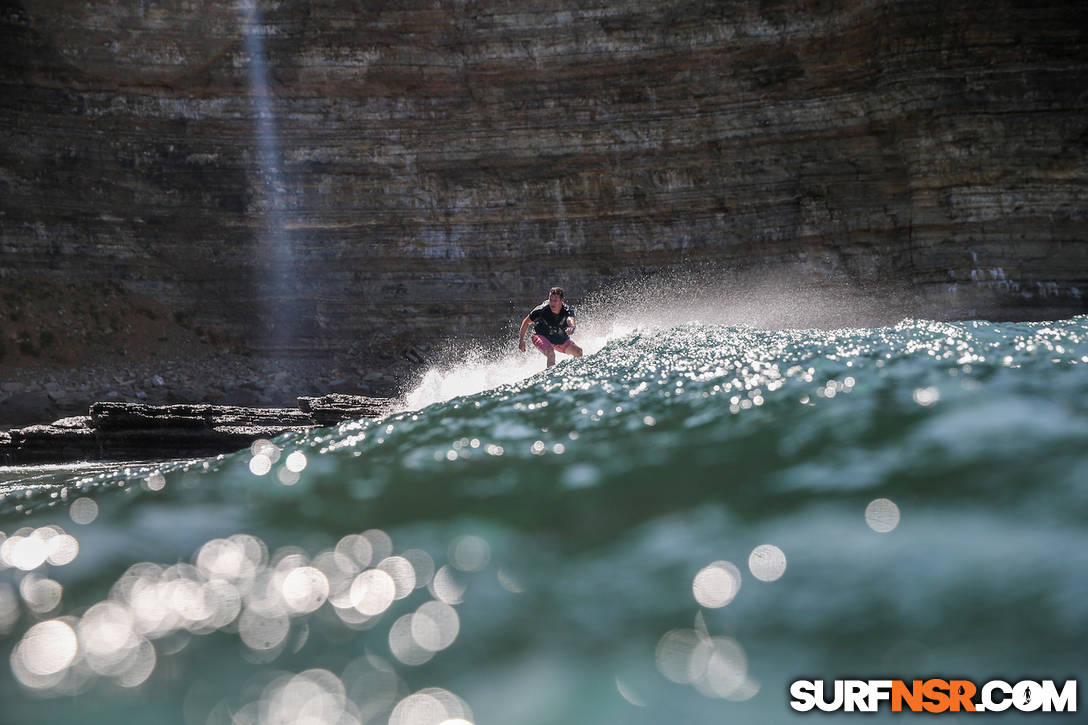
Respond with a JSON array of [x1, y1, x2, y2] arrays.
[[0, 349, 418, 432], [0, 395, 394, 465]]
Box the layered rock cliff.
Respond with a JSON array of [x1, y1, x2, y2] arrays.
[[1, 0, 1086, 365]]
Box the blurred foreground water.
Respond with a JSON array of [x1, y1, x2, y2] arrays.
[[1, 315, 1086, 723]]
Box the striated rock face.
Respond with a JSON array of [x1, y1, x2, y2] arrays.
[[1, 0, 1085, 361], [298, 392, 391, 425]]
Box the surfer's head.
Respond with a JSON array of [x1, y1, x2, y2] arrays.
[[548, 286, 565, 311]]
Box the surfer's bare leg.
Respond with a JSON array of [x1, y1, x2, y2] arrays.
[[565, 342, 583, 358], [531, 333, 559, 368]]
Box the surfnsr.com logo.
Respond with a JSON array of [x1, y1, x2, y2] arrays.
[[790, 679, 1077, 713]]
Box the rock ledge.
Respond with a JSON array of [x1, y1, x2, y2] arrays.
[[0, 395, 394, 465]]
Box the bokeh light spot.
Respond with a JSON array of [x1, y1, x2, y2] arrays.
[[429, 565, 467, 605], [249, 454, 272, 476], [238, 607, 289, 651], [655, 629, 704, 684], [912, 386, 940, 406], [285, 450, 308, 472], [748, 544, 787, 582], [865, 498, 901, 533], [16, 619, 78, 677], [350, 569, 396, 616], [378, 556, 417, 600], [282, 566, 329, 614], [20, 574, 63, 614], [46, 533, 79, 566], [411, 601, 460, 652], [389, 614, 435, 666], [69, 497, 99, 525], [692, 561, 742, 608], [449, 536, 490, 573]]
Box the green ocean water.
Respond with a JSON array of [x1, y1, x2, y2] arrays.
[[1, 315, 1086, 724]]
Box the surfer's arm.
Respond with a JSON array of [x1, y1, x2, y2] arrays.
[[518, 315, 531, 351]]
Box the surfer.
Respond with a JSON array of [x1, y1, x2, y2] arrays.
[[518, 286, 583, 368]]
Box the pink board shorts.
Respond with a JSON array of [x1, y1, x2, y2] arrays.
[[531, 333, 573, 354]]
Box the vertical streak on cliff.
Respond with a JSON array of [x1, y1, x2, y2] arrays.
[[240, 0, 297, 354]]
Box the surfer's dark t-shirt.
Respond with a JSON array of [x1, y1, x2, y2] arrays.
[[529, 301, 575, 344]]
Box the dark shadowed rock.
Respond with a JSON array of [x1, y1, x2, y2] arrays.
[[298, 394, 395, 426], [0, 397, 395, 464], [0, 392, 57, 427], [89, 402, 313, 430]]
